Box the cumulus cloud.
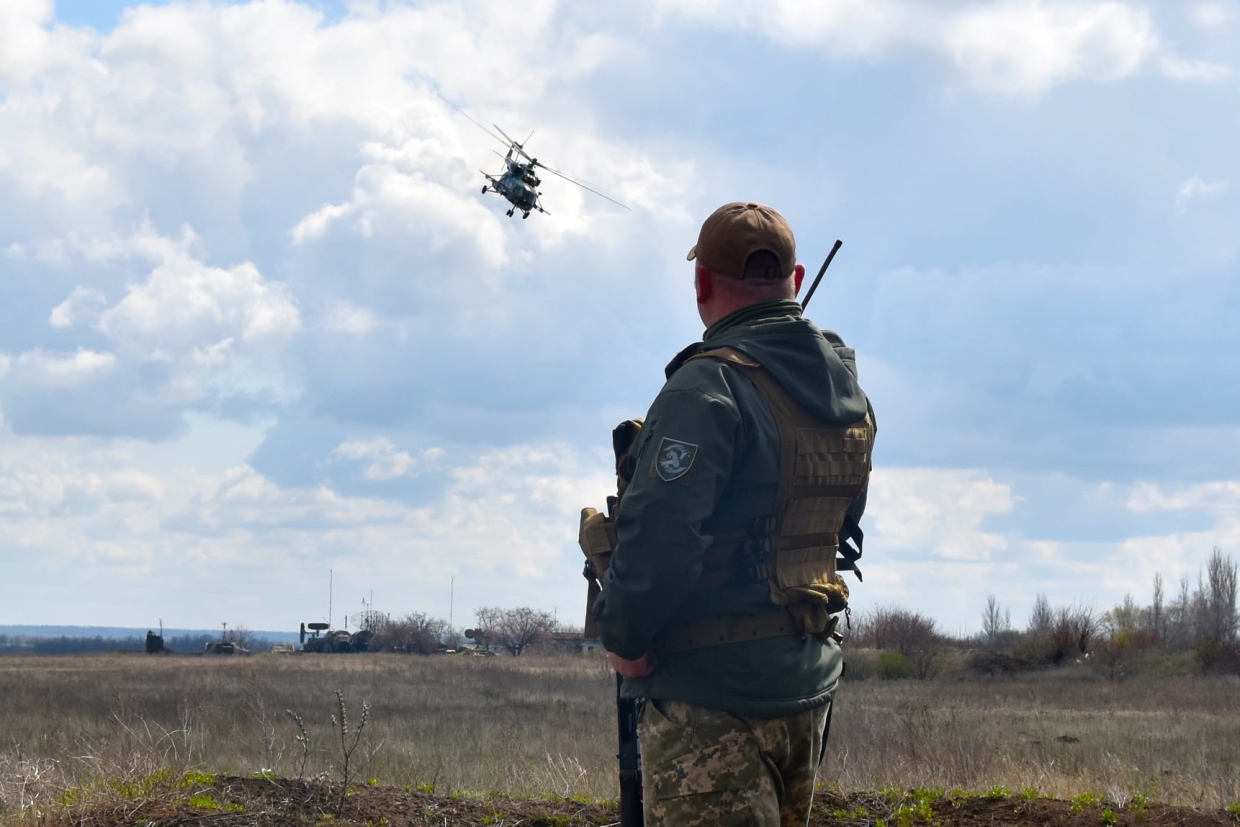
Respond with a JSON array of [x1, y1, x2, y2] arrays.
[[0, 424, 611, 624], [49, 287, 107, 329], [0, 223, 300, 437], [656, 0, 1215, 93], [330, 437, 444, 481], [321, 301, 380, 335], [868, 467, 1016, 560], [1159, 56, 1232, 81], [1127, 479, 1240, 513], [95, 229, 300, 347], [1190, 2, 1238, 29], [6, 349, 117, 389], [1174, 175, 1230, 215], [288, 138, 509, 267]]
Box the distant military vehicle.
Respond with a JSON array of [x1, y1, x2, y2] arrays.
[[300, 621, 370, 653]]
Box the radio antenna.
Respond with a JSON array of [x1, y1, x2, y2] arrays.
[[801, 239, 843, 310]]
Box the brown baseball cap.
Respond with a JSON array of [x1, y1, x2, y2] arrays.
[[686, 201, 796, 279]]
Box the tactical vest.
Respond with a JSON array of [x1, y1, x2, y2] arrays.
[[579, 347, 874, 653]]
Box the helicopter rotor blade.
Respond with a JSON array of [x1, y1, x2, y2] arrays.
[[493, 124, 535, 161], [538, 163, 632, 211], [435, 92, 511, 149]]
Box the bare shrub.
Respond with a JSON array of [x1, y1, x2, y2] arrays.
[[1017, 598, 1095, 666], [330, 690, 371, 816], [843, 650, 876, 681], [225, 625, 257, 651], [368, 612, 448, 655], [471, 607, 555, 656], [853, 606, 940, 679], [1027, 593, 1054, 636]]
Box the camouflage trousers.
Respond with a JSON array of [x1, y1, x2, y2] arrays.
[[638, 697, 830, 827]]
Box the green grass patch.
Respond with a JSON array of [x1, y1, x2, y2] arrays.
[[185, 793, 243, 813], [180, 770, 215, 788], [1072, 793, 1104, 812], [894, 789, 938, 827]]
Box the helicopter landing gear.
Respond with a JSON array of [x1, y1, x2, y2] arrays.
[[522, 211, 529, 219], [481, 186, 488, 194], [506, 208, 514, 217]]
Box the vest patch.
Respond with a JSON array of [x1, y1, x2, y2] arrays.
[[654, 438, 699, 481]]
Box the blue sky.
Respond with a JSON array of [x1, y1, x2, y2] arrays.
[[0, 0, 1237, 636]]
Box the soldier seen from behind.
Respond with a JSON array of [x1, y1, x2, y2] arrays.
[[580, 202, 875, 826]]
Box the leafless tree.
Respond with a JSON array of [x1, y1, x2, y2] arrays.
[[981, 594, 1011, 646], [1027, 593, 1053, 635], [369, 612, 448, 654], [226, 625, 256, 651], [1201, 547, 1238, 647], [1050, 603, 1095, 660], [1148, 572, 1164, 639], [472, 606, 555, 656], [1103, 593, 1141, 637], [854, 605, 940, 677]]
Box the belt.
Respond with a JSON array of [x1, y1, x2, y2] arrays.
[[654, 608, 803, 655]]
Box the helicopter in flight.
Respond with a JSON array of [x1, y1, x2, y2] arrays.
[[437, 93, 630, 219]]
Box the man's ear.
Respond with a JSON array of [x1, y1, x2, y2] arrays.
[[793, 263, 805, 296], [695, 265, 713, 305]]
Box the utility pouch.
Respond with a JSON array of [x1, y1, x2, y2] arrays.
[[580, 418, 645, 637]]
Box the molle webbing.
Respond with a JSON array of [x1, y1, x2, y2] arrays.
[[662, 346, 873, 649]]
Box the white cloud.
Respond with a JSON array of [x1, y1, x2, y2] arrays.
[[288, 140, 509, 267], [868, 467, 1015, 560], [321, 302, 379, 335], [1160, 56, 1232, 81], [332, 438, 425, 481], [1174, 175, 1229, 215], [1127, 479, 1240, 513], [100, 254, 299, 346], [290, 203, 354, 245], [1190, 2, 1238, 29], [0, 424, 612, 625], [8, 349, 116, 389], [1, 223, 302, 435], [657, 0, 1164, 93], [946, 1, 1157, 92], [48, 287, 107, 329]]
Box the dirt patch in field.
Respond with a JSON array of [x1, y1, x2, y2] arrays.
[[47, 777, 1240, 827]]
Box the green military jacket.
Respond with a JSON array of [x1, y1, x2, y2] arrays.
[[593, 299, 874, 717]]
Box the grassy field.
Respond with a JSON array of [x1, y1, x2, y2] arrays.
[[0, 650, 1238, 821]]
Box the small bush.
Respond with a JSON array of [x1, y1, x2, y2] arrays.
[[843, 650, 877, 681], [875, 651, 915, 680]]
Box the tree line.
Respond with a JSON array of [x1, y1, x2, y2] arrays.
[[367, 606, 579, 656], [844, 546, 1239, 680]]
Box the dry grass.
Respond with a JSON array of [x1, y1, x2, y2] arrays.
[[829, 666, 1240, 809], [0, 652, 1238, 823]]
